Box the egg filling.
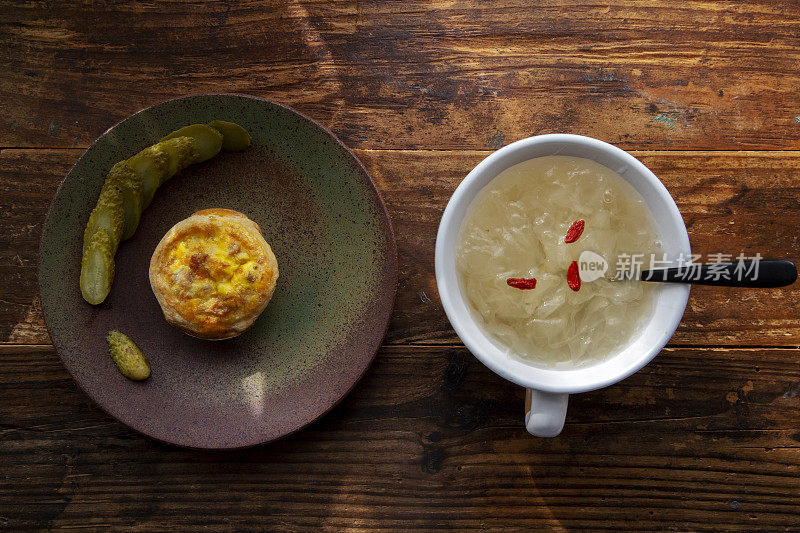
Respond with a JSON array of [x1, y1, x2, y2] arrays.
[[161, 225, 270, 326]]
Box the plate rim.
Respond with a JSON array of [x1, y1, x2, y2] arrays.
[[38, 93, 398, 449]]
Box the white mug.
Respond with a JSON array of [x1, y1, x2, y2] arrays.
[[434, 134, 690, 437]]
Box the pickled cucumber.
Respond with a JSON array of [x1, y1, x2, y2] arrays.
[[208, 120, 251, 151], [128, 146, 169, 208], [158, 136, 198, 180], [161, 124, 222, 163], [79, 120, 249, 305], [82, 183, 124, 253], [106, 330, 150, 381], [106, 161, 142, 240], [80, 228, 115, 305]]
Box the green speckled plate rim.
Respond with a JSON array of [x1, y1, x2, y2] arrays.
[[38, 93, 398, 449]]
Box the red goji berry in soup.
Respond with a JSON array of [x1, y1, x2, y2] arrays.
[[567, 261, 581, 292], [564, 219, 585, 243], [507, 277, 537, 290]]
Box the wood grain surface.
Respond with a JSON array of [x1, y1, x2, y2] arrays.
[[1, 0, 799, 530], [2, 1, 800, 151], [2, 344, 799, 530]]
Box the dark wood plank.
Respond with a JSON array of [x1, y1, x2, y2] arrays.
[[0, 149, 65, 344], [2, 1, 800, 150], [1, 344, 798, 530], [3, 148, 799, 346]]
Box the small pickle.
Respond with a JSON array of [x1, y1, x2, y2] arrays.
[[208, 120, 251, 151], [128, 146, 170, 208], [161, 124, 222, 163], [82, 183, 124, 253], [158, 136, 199, 180], [106, 161, 142, 240], [80, 228, 115, 305], [106, 330, 150, 381]]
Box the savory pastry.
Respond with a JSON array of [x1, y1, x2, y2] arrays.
[[149, 209, 279, 340]]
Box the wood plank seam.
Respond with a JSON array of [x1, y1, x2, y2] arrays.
[[7, 148, 800, 155]]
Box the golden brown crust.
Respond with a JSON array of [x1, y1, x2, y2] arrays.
[[149, 209, 279, 340]]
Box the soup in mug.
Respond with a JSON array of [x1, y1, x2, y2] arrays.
[[456, 156, 664, 368]]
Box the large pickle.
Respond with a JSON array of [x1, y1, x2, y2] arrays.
[[80, 228, 115, 305], [82, 183, 124, 253], [106, 161, 142, 240], [128, 145, 170, 209], [208, 120, 251, 151], [161, 124, 222, 163], [79, 121, 250, 305], [158, 136, 198, 181]]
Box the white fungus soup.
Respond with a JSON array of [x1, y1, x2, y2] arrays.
[[456, 156, 664, 368]]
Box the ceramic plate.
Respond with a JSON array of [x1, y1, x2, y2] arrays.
[[39, 94, 397, 449]]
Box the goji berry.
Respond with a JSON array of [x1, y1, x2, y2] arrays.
[[564, 219, 585, 243], [567, 261, 581, 291], [506, 277, 537, 290]]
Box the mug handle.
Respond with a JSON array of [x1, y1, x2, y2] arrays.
[[525, 389, 569, 437]]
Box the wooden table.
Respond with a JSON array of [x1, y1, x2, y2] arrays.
[[2, 1, 799, 530]]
